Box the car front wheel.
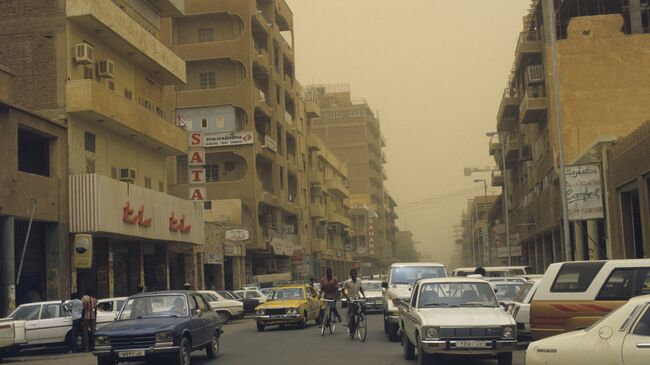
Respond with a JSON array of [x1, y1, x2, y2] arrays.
[[402, 331, 415, 360], [388, 322, 400, 342], [256, 323, 265, 332], [497, 352, 513, 365], [206, 332, 220, 359], [171, 337, 191, 365]]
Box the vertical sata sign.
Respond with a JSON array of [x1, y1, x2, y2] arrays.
[[188, 132, 206, 201], [367, 215, 375, 256]]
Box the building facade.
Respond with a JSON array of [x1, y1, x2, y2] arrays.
[[0, 0, 207, 298], [488, 0, 650, 272], [0, 65, 69, 316], [163, 0, 312, 287]]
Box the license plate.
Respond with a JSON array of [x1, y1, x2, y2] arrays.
[[270, 315, 284, 318], [455, 341, 490, 349], [118, 350, 145, 358]]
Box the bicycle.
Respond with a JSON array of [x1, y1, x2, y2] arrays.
[[347, 298, 367, 342], [320, 299, 337, 336]]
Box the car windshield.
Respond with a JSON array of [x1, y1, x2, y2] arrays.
[[513, 282, 534, 303], [364, 282, 382, 290], [418, 282, 499, 308], [389, 266, 446, 285], [217, 291, 235, 300], [493, 283, 524, 301], [268, 288, 304, 301], [118, 294, 188, 320]]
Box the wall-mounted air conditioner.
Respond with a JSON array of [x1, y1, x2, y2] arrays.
[[74, 43, 94, 65], [97, 59, 115, 78], [119, 168, 136, 183]]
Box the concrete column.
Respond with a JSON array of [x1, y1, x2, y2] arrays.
[[128, 244, 142, 295], [154, 244, 169, 291], [45, 223, 69, 301], [540, 237, 547, 271], [587, 220, 601, 260], [1, 217, 16, 316], [108, 240, 114, 298], [630, 0, 643, 34], [574, 222, 585, 261], [638, 177, 650, 258]]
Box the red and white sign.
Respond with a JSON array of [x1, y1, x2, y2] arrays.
[[188, 149, 205, 166], [189, 167, 206, 184], [187, 131, 206, 201], [189, 186, 206, 201]]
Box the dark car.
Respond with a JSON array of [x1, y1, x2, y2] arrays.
[[218, 290, 259, 313], [93, 291, 222, 365]]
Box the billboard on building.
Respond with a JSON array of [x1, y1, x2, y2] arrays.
[[565, 163, 604, 221]]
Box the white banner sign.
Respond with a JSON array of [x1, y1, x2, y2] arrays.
[[565, 163, 604, 221], [204, 131, 254, 147], [225, 229, 250, 242]]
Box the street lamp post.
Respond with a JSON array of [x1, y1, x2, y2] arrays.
[[485, 132, 512, 265], [474, 179, 490, 266]]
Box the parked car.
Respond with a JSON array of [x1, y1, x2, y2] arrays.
[[198, 290, 244, 322], [97, 297, 127, 318], [492, 281, 525, 306], [382, 262, 447, 341], [93, 291, 222, 365], [399, 277, 517, 365], [527, 294, 650, 365], [218, 291, 259, 313], [234, 289, 267, 304], [0, 300, 114, 355], [259, 288, 273, 297], [0, 320, 15, 361], [531, 259, 650, 340], [507, 278, 541, 340], [254, 285, 321, 332]]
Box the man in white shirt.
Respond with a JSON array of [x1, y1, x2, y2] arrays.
[[343, 269, 365, 337], [63, 292, 83, 352]]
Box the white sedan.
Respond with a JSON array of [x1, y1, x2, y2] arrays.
[[199, 290, 245, 322], [234, 289, 267, 304], [526, 294, 650, 365], [0, 300, 113, 353]]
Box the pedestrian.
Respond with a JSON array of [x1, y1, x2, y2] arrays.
[[81, 290, 97, 351], [183, 282, 191, 290], [474, 266, 487, 277], [63, 292, 83, 353]]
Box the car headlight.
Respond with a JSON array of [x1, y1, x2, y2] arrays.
[[155, 331, 173, 343], [256, 309, 264, 315], [286, 308, 298, 315], [502, 326, 515, 339], [95, 336, 110, 346], [424, 327, 440, 339]]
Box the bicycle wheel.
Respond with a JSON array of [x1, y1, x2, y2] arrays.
[[356, 314, 367, 342], [320, 311, 327, 336], [329, 315, 335, 334]]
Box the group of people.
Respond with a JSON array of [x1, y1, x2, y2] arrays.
[[316, 268, 366, 336], [62, 292, 97, 353]]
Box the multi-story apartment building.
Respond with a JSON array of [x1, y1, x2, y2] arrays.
[[305, 106, 353, 279], [305, 84, 395, 274], [0, 0, 206, 299], [162, 0, 311, 287], [460, 196, 498, 267], [0, 65, 69, 316], [489, 0, 650, 272]]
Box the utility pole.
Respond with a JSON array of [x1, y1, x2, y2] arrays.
[[474, 179, 490, 266], [543, 0, 572, 261]]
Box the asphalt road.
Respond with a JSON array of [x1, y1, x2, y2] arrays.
[[4, 313, 526, 365]]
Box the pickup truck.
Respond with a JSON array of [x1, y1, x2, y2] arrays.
[[398, 277, 517, 365], [382, 262, 447, 341]]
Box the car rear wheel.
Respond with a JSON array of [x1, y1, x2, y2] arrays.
[[217, 311, 231, 323], [206, 332, 220, 359], [497, 352, 513, 365], [402, 331, 415, 360], [171, 337, 190, 365], [256, 323, 265, 332], [96, 356, 114, 365], [388, 322, 400, 342]]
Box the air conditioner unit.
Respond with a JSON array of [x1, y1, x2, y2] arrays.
[[526, 65, 544, 85], [97, 59, 115, 78], [520, 144, 533, 161], [74, 43, 94, 65], [119, 168, 136, 183]]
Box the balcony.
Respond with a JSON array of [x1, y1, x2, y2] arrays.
[[66, 0, 185, 84], [311, 237, 327, 253], [491, 170, 504, 187], [496, 88, 520, 132], [254, 48, 271, 72], [515, 31, 543, 67], [146, 0, 184, 16], [284, 110, 294, 125], [284, 75, 293, 92], [381, 151, 387, 164], [308, 168, 324, 185], [252, 9, 271, 34], [329, 212, 351, 227], [505, 135, 523, 168], [255, 88, 273, 118], [310, 202, 327, 218], [382, 166, 388, 181], [305, 100, 320, 118], [307, 134, 324, 151], [66, 80, 186, 155], [275, 0, 294, 32], [326, 178, 349, 196], [519, 85, 547, 124]]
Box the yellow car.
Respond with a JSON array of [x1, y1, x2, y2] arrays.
[[254, 285, 322, 331]]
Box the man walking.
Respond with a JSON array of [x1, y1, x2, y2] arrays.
[[319, 268, 342, 323], [81, 291, 97, 351], [63, 293, 83, 353]]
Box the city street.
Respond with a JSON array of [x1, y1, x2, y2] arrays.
[[3, 313, 525, 365]]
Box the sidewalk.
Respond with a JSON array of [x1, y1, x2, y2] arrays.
[[3, 352, 92, 363]]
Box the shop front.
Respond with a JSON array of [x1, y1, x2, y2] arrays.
[[69, 174, 204, 297]]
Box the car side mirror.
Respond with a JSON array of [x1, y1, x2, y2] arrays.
[[381, 281, 388, 289], [192, 309, 201, 317]]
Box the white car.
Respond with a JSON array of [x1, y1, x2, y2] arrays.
[[527, 294, 650, 365], [199, 290, 245, 322], [0, 300, 113, 353], [96, 297, 127, 319], [0, 320, 15, 360], [362, 280, 384, 312], [399, 277, 517, 365], [234, 289, 267, 304], [507, 278, 541, 340]]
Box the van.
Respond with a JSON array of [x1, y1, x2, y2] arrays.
[[530, 259, 650, 340]]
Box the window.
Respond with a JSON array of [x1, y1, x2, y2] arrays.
[[159, 181, 164, 192], [204, 201, 212, 210], [11, 305, 40, 321], [18, 128, 50, 176], [97, 301, 113, 312], [597, 269, 636, 300], [198, 28, 214, 43], [41, 304, 61, 319], [225, 161, 235, 171], [201, 118, 208, 129], [144, 176, 152, 189], [206, 165, 219, 182], [200, 72, 216, 89], [107, 80, 115, 91], [83, 66, 93, 80], [124, 89, 133, 100], [86, 158, 96, 173], [550, 262, 605, 292], [411, 284, 419, 307], [633, 307, 650, 336], [84, 132, 96, 152], [111, 166, 117, 179]]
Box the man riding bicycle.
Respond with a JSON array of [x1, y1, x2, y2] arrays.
[[342, 269, 365, 335], [319, 268, 342, 323]]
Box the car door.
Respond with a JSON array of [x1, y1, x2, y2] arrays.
[[402, 283, 419, 341], [190, 294, 210, 346], [36, 303, 70, 344], [14, 304, 42, 344], [622, 303, 650, 365]]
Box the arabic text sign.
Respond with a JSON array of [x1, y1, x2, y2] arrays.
[[204, 131, 254, 147], [565, 163, 604, 221]]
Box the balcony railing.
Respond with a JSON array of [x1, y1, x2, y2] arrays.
[[515, 30, 543, 62], [519, 85, 547, 124], [491, 170, 504, 187], [284, 110, 293, 125]]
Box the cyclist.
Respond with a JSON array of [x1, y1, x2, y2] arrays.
[[319, 268, 342, 323], [342, 269, 365, 335]]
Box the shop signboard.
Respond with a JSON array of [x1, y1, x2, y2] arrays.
[[565, 163, 604, 221]]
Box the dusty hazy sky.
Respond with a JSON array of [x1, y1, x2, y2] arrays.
[[286, 0, 530, 266]]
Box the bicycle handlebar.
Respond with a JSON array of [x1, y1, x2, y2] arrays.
[[320, 299, 336, 302]]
